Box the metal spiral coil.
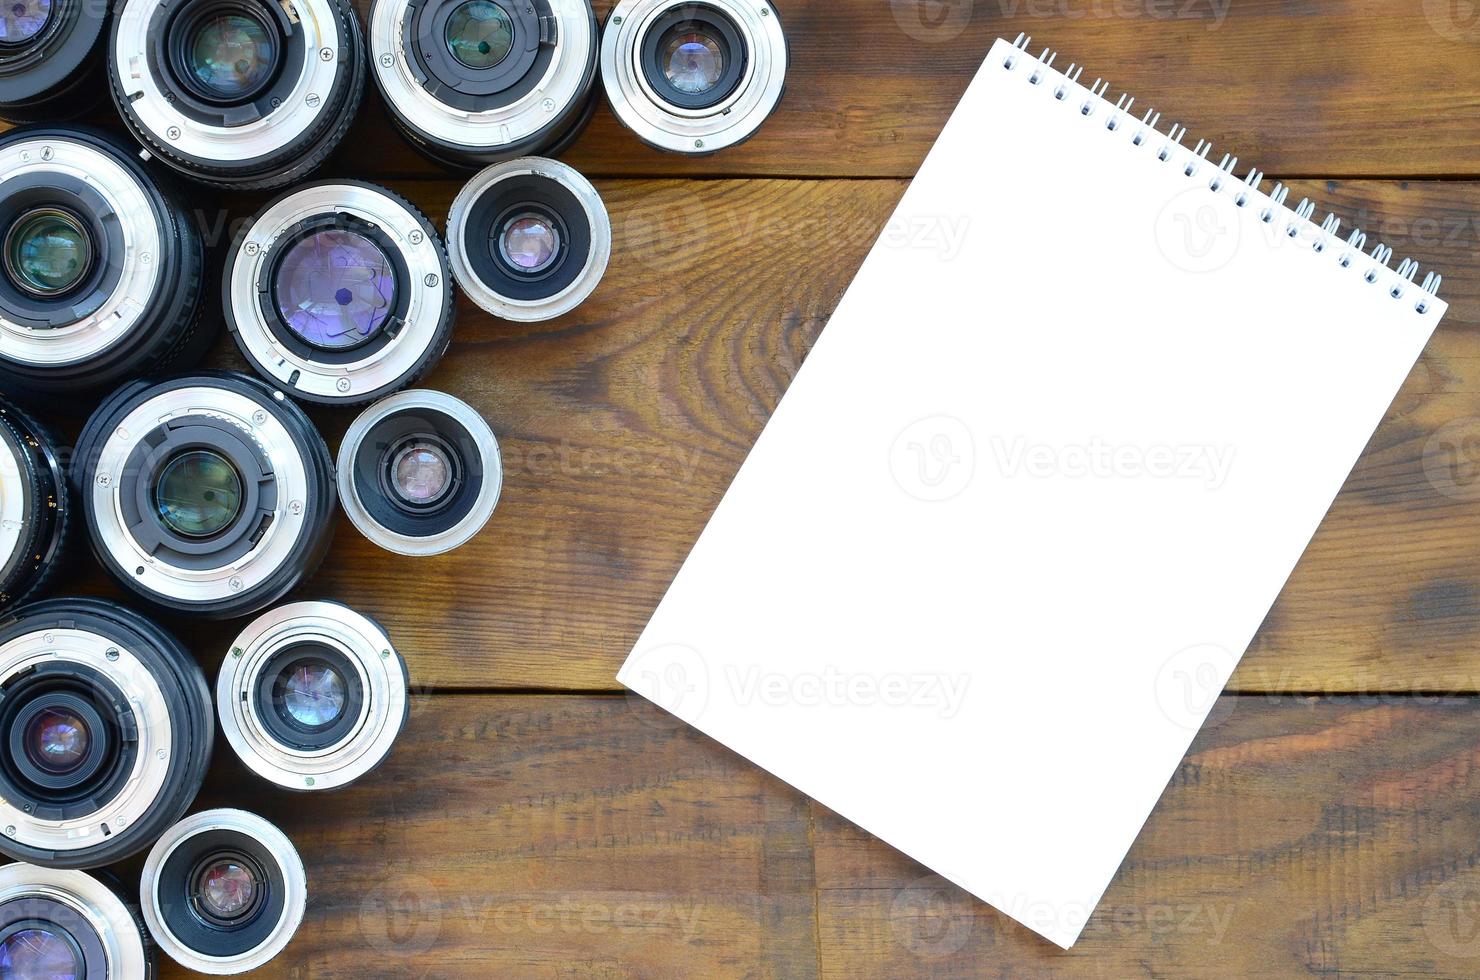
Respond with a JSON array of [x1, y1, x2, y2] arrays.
[[1004, 33, 1443, 314]]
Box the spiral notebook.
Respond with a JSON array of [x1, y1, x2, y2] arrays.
[[619, 35, 1447, 948]]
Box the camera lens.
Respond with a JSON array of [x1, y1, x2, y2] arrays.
[[0, 0, 108, 123], [225, 181, 456, 406], [0, 865, 153, 977], [369, 0, 598, 169], [109, 0, 368, 190], [601, 0, 786, 154], [74, 371, 337, 620], [447, 157, 609, 321], [0, 398, 67, 615], [0, 598, 213, 869], [218, 600, 408, 790], [141, 809, 306, 974], [338, 389, 502, 555], [0, 125, 209, 400]]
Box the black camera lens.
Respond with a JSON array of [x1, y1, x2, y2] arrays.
[[224, 181, 456, 405], [109, 0, 367, 190], [74, 371, 337, 620], [370, 0, 597, 169], [0, 0, 108, 123], [339, 389, 502, 555], [0, 398, 67, 615], [218, 600, 408, 789], [447, 157, 609, 321], [0, 598, 213, 870], [0, 865, 153, 977], [0, 125, 209, 401], [602, 0, 786, 154], [141, 809, 306, 974]]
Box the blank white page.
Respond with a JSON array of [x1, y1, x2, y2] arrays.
[[618, 36, 1446, 948]]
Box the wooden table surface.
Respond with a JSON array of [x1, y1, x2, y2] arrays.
[[41, 0, 1480, 975]]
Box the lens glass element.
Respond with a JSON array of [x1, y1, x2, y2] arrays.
[[281, 662, 346, 727], [659, 25, 725, 95], [0, 927, 79, 979], [24, 708, 90, 774], [275, 230, 397, 350], [391, 442, 453, 505], [444, 0, 514, 69], [0, 0, 51, 45], [155, 449, 245, 539], [497, 213, 559, 274], [187, 13, 276, 100], [4, 208, 91, 298], [196, 858, 259, 920]]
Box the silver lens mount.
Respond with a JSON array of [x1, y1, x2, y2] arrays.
[[602, 0, 787, 154], [225, 181, 455, 405], [338, 389, 503, 555], [0, 865, 152, 978], [218, 600, 408, 791], [447, 156, 610, 321], [371, 0, 598, 167], [141, 809, 307, 975]]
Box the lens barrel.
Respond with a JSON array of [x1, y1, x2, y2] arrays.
[[74, 371, 337, 620], [109, 0, 367, 190], [0, 0, 108, 123], [141, 808, 306, 974], [0, 864, 154, 977], [601, 0, 787, 154], [338, 389, 502, 555], [0, 398, 68, 615], [0, 125, 210, 401], [447, 156, 610, 321], [0, 597, 213, 869], [218, 600, 409, 790], [370, 0, 598, 169], [224, 180, 456, 405]]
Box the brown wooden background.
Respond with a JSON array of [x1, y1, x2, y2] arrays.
[[32, 0, 1480, 975]]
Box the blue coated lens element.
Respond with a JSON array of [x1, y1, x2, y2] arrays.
[[282, 662, 347, 727], [660, 26, 724, 95], [25, 708, 89, 773], [0, 928, 80, 980], [275, 229, 398, 350], [0, 0, 51, 45]]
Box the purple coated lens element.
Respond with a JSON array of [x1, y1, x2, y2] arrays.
[[274, 229, 397, 351], [0, 0, 51, 45], [0, 928, 79, 980], [26, 708, 89, 773]]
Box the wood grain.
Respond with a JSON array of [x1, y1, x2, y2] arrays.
[[313, 0, 1480, 180], [146, 694, 1480, 977]]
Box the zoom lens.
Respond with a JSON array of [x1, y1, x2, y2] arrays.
[[109, 0, 367, 190], [141, 809, 306, 974], [74, 372, 337, 620], [219, 600, 408, 790], [225, 181, 456, 405], [339, 390, 502, 555], [0, 865, 153, 977], [0, 126, 209, 400], [0, 598, 213, 869], [447, 157, 609, 321], [0, 0, 108, 123], [0, 398, 67, 615], [602, 0, 786, 154], [370, 0, 598, 169]]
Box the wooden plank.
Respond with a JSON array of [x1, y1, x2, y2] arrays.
[[152, 694, 1480, 976], [813, 696, 1480, 978], [96, 175, 1467, 695], [307, 0, 1480, 179]]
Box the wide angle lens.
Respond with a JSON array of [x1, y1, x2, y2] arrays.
[[370, 0, 597, 168]]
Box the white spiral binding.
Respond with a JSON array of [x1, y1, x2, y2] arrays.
[[1002, 34, 1443, 315]]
